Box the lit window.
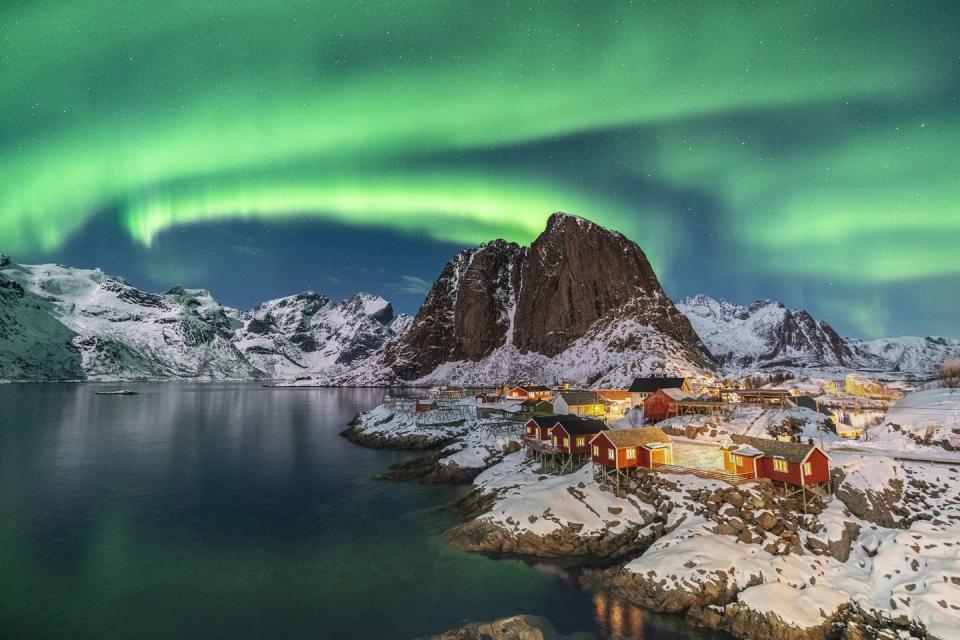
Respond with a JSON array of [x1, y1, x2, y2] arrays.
[[732, 454, 743, 466], [576, 437, 585, 447], [773, 458, 788, 473], [553, 436, 559, 446], [803, 462, 812, 476], [592, 445, 599, 456], [625, 448, 637, 460], [607, 449, 615, 460]]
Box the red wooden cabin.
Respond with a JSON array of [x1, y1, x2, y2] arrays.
[[590, 427, 673, 469], [726, 436, 831, 486], [642, 388, 693, 422], [549, 417, 608, 454], [508, 385, 553, 400], [523, 415, 567, 440], [475, 393, 500, 403]]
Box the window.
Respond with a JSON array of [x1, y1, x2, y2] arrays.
[[803, 462, 812, 476], [731, 454, 743, 467], [607, 449, 615, 460], [553, 436, 559, 446], [773, 458, 788, 473], [592, 445, 599, 456], [576, 437, 585, 447], [625, 448, 637, 460], [563, 437, 570, 447]]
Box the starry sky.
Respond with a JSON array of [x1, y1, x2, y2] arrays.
[[2, 1, 958, 338]]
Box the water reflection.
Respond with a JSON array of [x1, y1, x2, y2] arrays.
[[593, 591, 646, 639]]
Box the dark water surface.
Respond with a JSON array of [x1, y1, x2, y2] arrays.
[[0, 383, 714, 639]]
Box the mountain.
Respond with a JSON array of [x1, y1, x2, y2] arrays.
[[850, 336, 960, 375], [0, 261, 260, 381], [342, 213, 715, 386], [230, 291, 410, 379], [676, 294, 901, 372], [0, 259, 405, 382]]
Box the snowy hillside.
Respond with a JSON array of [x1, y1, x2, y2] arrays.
[[677, 295, 888, 371], [850, 336, 960, 375], [0, 259, 405, 382], [230, 291, 407, 379], [315, 308, 710, 388], [2, 261, 260, 381]]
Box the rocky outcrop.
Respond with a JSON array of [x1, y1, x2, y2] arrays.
[[833, 470, 904, 528], [385, 239, 525, 380], [512, 214, 706, 359], [422, 614, 596, 640], [385, 213, 713, 381], [444, 516, 653, 561], [339, 421, 464, 450]]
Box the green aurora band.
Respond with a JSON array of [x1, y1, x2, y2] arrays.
[[1, 1, 959, 335]]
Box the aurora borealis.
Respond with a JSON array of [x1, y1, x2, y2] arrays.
[[2, 1, 958, 337]]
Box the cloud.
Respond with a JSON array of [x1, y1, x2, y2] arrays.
[[394, 275, 432, 296]]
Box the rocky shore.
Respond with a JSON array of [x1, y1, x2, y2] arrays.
[[346, 403, 960, 640]]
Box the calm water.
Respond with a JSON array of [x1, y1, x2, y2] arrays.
[[0, 383, 714, 639]]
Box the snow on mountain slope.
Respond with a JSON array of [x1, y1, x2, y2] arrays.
[[849, 335, 960, 375], [230, 291, 406, 379], [677, 294, 888, 371], [0, 265, 84, 382], [1, 261, 260, 381], [322, 305, 710, 388]]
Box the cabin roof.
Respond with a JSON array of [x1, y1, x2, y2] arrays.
[[553, 417, 608, 435], [598, 427, 671, 448], [657, 388, 694, 402], [731, 435, 823, 463], [628, 377, 687, 393], [520, 398, 553, 408], [527, 414, 575, 428], [557, 390, 601, 406], [597, 390, 630, 401]]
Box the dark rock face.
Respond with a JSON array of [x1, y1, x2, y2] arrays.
[[387, 213, 712, 379], [513, 214, 703, 357], [386, 239, 525, 379]]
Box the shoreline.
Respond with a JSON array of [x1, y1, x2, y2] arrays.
[[343, 400, 957, 640]]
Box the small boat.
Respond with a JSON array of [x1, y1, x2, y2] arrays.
[[95, 390, 138, 396]]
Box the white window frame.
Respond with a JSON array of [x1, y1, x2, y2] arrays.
[[625, 448, 637, 460], [592, 445, 599, 456], [802, 462, 812, 476], [773, 458, 788, 473], [607, 448, 615, 461]]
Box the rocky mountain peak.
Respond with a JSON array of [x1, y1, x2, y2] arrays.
[[386, 213, 712, 380]]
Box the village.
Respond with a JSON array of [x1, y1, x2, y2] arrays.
[[346, 371, 960, 639], [396, 373, 915, 510]]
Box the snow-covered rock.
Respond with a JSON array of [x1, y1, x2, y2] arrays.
[[1, 262, 260, 380], [677, 294, 886, 371], [231, 291, 403, 378]]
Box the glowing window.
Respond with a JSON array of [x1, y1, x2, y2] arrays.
[[773, 458, 788, 473], [732, 454, 743, 466], [563, 437, 570, 447], [625, 448, 637, 460], [803, 462, 812, 476], [592, 445, 599, 456], [576, 437, 585, 447], [607, 449, 615, 460]]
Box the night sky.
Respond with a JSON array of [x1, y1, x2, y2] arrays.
[[2, 1, 958, 338]]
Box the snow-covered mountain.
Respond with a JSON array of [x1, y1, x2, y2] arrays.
[[230, 291, 410, 379], [676, 294, 888, 371], [327, 213, 716, 386], [850, 335, 960, 375], [0, 258, 405, 382]]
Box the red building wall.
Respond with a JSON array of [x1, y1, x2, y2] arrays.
[[755, 448, 830, 486], [551, 425, 596, 454], [642, 390, 676, 422]]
